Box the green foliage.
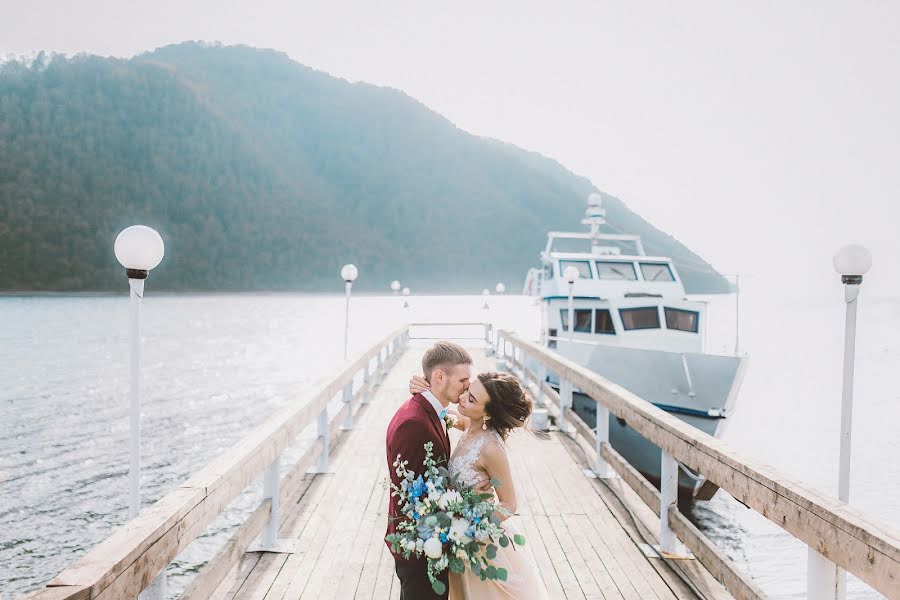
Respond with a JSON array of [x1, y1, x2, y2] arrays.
[[486, 543, 497, 560], [513, 533, 526, 546], [449, 556, 465, 574], [0, 43, 729, 292]]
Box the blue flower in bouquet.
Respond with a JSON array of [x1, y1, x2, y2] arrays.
[[410, 475, 426, 499]]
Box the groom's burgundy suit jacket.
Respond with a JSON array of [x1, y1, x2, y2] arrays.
[[385, 393, 451, 562]]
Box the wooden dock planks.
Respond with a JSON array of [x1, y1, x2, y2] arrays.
[[218, 348, 730, 600]]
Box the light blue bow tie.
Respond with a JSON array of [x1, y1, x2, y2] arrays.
[[439, 408, 448, 419]]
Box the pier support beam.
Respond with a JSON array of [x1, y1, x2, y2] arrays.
[[807, 548, 839, 599], [261, 458, 280, 548], [341, 382, 354, 430], [558, 378, 573, 433], [594, 405, 614, 478], [657, 450, 689, 557], [361, 360, 371, 404], [308, 408, 331, 474]]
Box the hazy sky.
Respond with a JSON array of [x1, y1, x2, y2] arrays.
[[3, 1, 898, 297]]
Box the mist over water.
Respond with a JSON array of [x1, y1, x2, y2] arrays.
[[0, 291, 895, 599]]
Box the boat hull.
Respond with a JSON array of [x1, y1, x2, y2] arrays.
[[535, 343, 747, 500]]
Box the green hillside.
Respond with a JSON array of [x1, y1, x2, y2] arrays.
[[0, 43, 729, 293]]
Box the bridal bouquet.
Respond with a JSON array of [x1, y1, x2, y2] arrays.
[[385, 441, 526, 594]]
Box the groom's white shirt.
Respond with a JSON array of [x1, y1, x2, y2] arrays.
[[421, 390, 447, 434]]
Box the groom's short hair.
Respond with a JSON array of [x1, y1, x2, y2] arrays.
[[422, 341, 473, 383]]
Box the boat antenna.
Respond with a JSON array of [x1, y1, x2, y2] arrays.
[[583, 192, 607, 245]]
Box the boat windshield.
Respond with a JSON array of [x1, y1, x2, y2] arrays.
[[549, 236, 641, 255]]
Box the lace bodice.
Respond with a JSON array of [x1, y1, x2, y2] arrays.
[[448, 430, 504, 487]]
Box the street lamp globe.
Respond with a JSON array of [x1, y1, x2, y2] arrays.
[[402, 287, 411, 296], [115, 226, 165, 276], [587, 192, 603, 207], [833, 245, 872, 280], [495, 283, 506, 294], [391, 280, 401, 292], [482, 288, 490, 296], [564, 265, 580, 285], [341, 264, 359, 283]]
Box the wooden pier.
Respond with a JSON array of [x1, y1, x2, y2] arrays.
[[22, 325, 900, 600]]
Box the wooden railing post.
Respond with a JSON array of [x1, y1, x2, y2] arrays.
[[594, 403, 613, 478], [261, 458, 280, 548]]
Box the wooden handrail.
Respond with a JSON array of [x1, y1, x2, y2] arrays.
[[497, 329, 900, 598], [23, 327, 408, 600]]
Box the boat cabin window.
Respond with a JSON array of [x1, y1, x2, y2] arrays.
[[596, 261, 637, 281], [620, 307, 660, 330], [560, 309, 592, 333], [664, 307, 699, 333], [559, 260, 592, 279], [640, 262, 675, 282], [543, 262, 554, 279], [594, 309, 615, 334]]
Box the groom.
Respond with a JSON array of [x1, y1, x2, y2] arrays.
[[385, 341, 473, 600]]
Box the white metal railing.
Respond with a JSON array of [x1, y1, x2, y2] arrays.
[[493, 329, 900, 600], [408, 322, 494, 355]]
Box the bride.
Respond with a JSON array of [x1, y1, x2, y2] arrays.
[[410, 370, 549, 600]]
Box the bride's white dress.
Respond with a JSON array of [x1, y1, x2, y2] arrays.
[[447, 430, 549, 600]]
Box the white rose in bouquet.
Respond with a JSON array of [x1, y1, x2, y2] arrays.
[[423, 536, 444, 559], [449, 517, 472, 543], [437, 490, 462, 510]]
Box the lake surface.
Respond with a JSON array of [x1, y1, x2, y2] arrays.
[[1, 291, 896, 599]]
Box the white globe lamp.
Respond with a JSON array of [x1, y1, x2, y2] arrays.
[[115, 225, 165, 278]]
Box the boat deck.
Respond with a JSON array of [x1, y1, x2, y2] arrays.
[[209, 348, 732, 600]]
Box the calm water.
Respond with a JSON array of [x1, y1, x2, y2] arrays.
[[0, 291, 896, 599]]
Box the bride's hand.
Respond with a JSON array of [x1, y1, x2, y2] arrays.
[[409, 375, 430, 395]]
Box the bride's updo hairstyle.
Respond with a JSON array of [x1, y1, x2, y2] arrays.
[[477, 371, 533, 440]]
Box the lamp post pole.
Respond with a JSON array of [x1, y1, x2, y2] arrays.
[[114, 225, 165, 600], [807, 244, 872, 600], [835, 245, 872, 599], [341, 264, 358, 361], [128, 274, 143, 518], [402, 287, 410, 309]]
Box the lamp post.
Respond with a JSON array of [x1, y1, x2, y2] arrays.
[[832, 244, 872, 598], [114, 226, 165, 519], [402, 287, 411, 309], [482, 288, 490, 310], [495, 282, 506, 295], [563, 266, 580, 342], [341, 264, 358, 360], [114, 225, 165, 600], [391, 280, 401, 295]]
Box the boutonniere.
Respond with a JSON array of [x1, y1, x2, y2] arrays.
[[438, 408, 458, 430]]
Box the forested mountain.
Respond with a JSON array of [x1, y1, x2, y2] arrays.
[[0, 43, 729, 293]]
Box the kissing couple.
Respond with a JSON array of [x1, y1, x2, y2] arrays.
[[385, 341, 549, 599]]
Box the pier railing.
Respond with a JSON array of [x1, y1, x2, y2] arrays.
[[495, 329, 900, 600], [23, 327, 409, 600]]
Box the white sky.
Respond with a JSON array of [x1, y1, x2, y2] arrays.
[[3, 1, 898, 297]]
